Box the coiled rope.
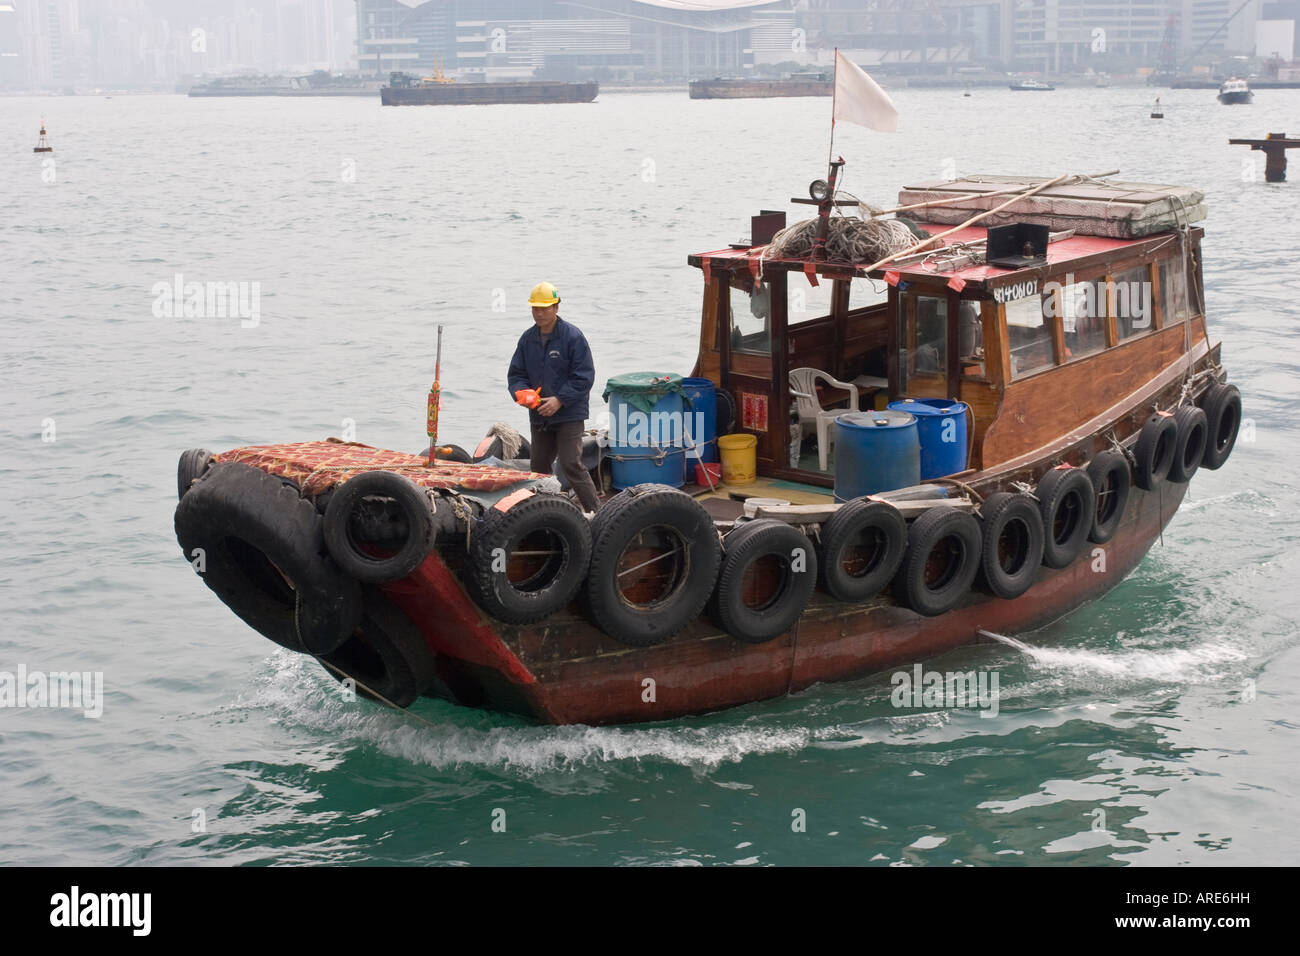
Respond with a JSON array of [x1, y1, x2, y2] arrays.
[[766, 211, 918, 264]]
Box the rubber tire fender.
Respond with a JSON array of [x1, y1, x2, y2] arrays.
[[1085, 450, 1131, 544], [318, 588, 435, 708], [174, 461, 363, 654], [323, 470, 437, 584], [585, 484, 720, 647], [817, 498, 907, 602], [715, 388, 737, 436], [1036, 465, 1096, 569], [1168, 405, 1208, 484], [1199, 382, 1241, 470], [1133, 413, 1178, 491], [893, 507, 982, 617], [712, 518, 818, 643], [467, 491, 591, 625], [177, 448, 213, 501], [975, 492, 1044, 600]]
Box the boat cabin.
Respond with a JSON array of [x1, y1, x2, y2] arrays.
[[688, 202, 1208, 488]]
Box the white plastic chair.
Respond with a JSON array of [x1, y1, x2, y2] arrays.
[[789, 367, 859, 471]]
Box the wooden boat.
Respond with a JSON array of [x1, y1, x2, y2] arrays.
[[1218, 77, 1253, 104], [174, 166, 1241, 725]]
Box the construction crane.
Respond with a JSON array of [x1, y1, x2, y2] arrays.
[[422, 54, 453, 85], [1153, 4, 1179, 85], [1180, 0, 1255, 74]]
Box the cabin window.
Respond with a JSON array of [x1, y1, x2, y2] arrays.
[[1113, 265, 1154, 341], [957, 300, 984, 376], [729, 280, 771, 354], [1159, 255, 1190, 325], [847, 277, 889, 312], [788, 273, 835, 326], [1005, 294, 1055, 379], [1057, 278, 1107, 360], [899, 292, 947, 394]]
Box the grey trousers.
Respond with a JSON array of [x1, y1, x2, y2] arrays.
[[530, 419, 601, 512]]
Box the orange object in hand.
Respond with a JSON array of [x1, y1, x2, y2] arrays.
[[515, 388, 542, 409]]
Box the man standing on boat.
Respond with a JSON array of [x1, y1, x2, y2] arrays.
[[507, 281, 601, 513]]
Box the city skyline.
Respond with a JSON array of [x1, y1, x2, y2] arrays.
[[1, 0, 1295, 89]]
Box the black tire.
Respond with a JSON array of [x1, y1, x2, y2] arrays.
[[716, 388, 737, 436], [318, 588, 435, 708], [1036, 466, 1096, 569], [174, 462, 363, 654], [893, 508, 982, 616], [1086, 450, 1131, 544], [1200, 382, 1242, 470], [818, 499, 907, 602], [177, 448, 213, 501], [1133, 413, 1177, 491], [1169, 405, 1208, 484], [436, 443, 473, 463], [586, 484, 720, 647], [466, 492, 591, 625], [975, 493, 1044, 599], [323, 471, 437, 584], [712, 519, 817, 643]]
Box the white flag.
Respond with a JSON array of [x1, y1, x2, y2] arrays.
[[832, 51, 898, 133]]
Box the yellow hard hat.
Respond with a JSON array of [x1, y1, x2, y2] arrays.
[[527, 281, 560, 308]]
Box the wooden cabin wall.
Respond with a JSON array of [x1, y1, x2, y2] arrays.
[[982, 321, 1195, 466], [691, 273, 724, 384], [959, 300, 1007, 473]]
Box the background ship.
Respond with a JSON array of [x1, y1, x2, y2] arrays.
[[188, 71, 381, 97], [381, 71, 597, 106], [689, 72, 831, 99]]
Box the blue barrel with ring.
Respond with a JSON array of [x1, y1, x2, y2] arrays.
[[886, 398, 970, 481], [833, 410, 920, 502], [603, 372, 689, 489]]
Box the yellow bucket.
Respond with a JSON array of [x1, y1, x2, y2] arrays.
[[718, 433, 757, 484]]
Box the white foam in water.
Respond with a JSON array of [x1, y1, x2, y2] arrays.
[[250, 652, 814, 773], [980, 630, 1248, 685]]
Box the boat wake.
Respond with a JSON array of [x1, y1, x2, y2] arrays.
[[980, 629, 1248, 685], [251, 652, 814, 774]]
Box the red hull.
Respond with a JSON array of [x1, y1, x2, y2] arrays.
[[382, 479, 1186, 725]]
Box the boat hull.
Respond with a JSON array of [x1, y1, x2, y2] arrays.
[[381, 81, 598, 106], [1218, 91, 1253, 104], [384, 476, 1186, 725], [689, 80, 832, 99]]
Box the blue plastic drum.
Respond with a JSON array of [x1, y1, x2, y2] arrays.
[[607, 387, 687, 490], [887, 399, 970, 481], [833, 410, 920, 502], [680, 377, 718, 464]]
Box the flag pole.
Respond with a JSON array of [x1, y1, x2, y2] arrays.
[[828, 48, 837, 167]]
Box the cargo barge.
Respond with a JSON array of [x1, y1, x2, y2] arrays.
[[381, 75, 598, 106], [188, 73, 382, 97], [689, 73, 832, 99], [174, 164, 1240, 726]]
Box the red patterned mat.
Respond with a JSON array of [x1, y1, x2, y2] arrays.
[[214, 439, 546, 496]]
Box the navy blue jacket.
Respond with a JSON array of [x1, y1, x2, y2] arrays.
[[506, 315, 593, 427]]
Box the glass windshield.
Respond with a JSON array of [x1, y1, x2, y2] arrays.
[[729, 278, 771, 354], [899, 292, 948, 394]]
